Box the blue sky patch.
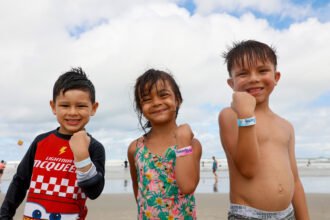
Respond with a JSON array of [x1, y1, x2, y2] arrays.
[[310, 91, 330, 107], [178, 0, 196, 15], [68, 18, 108, 38], [200, 103, 223, 112], [292, 0, 329, 8], [177, 0, 330, 29]]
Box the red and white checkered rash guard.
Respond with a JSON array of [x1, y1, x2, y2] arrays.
[[0, 129, 105, 220], [24, 133, 86, 220]]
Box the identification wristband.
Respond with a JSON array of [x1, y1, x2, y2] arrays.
[[175, 146, 193, 157], [74, 157, 92, 169], [237, 116, 256, 127]]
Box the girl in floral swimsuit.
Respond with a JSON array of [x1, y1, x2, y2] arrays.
[[128, 69, 202, 220]]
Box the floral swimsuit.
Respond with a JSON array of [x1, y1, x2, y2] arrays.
[[134, 137, 196, 220]]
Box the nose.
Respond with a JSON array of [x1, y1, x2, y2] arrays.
[[151, 96, 162, 106], [68, 106, 78, 114], [249, 72, 260, 82]]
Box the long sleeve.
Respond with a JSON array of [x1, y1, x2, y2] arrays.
[[77, 137, 105, 200]]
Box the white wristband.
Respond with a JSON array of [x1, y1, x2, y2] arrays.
[[237, 117, 256, 127], [74, 157, 92, 169]]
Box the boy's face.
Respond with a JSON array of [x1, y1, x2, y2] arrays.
[[227, 59, 280, 104], [50, 89, 98, 135]]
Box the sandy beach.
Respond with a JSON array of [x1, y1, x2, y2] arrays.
[[0, 193, 329, 219], [1, 160, 330, 219]]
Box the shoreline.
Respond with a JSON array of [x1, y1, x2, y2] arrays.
[[1, 193, 329, 219], [2, 165, 330, 194]]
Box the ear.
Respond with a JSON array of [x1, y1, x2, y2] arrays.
[[274, 71, 281, 85], [174, 100, 180, 112], [50, 100, 56, 115], [227, 78, 234, 89], [91, 102, 99, 116]]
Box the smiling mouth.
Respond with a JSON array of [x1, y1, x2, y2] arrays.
[[151, 109, 167, 114], [247, 87, 263, 95], [66, 119, 81, 125]]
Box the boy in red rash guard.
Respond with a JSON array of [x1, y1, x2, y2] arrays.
[[0, 67, 105, 220]]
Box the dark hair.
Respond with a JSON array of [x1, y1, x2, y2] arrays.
[[134, 69, 183, 132], [223, 40, 277, 76], [53, 67, 96, 103]]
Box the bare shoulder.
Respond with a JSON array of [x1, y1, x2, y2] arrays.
[[219, 107, 235, 120], [274, 114, 295, 132], [218, 107, 236, 126], [218, 107, 237, 136], [127, 139, 139, 156]]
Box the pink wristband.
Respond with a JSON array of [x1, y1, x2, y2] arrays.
[[175, 146, 193, 157]]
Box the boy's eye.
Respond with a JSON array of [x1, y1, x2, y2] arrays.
[[260, 69, 269, 73], [236, 72, 247, 76], [59, 104, 69, 107]]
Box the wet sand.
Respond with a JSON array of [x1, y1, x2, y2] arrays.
[[0, 193, 328, 219]]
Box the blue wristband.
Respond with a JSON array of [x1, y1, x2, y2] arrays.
[[237, 117, 256, 127]]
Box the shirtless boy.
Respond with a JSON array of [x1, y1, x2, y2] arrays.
[[219, 40, 309, 219]]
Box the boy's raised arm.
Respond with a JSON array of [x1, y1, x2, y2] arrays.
[[69, 131, 105, 200], [219, 92, 260, 178]]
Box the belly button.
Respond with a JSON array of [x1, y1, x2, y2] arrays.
[[278, 184, 284, 193]]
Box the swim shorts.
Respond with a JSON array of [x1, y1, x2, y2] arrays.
[[228, 203, 295, 220]]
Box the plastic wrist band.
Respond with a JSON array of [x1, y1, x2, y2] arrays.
[[175, 146, 193, 157], [74, 157, 92, 169], [237, 116, 256, 127]]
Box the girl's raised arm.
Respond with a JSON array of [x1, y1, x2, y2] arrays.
[[175, 124, 202, 194]]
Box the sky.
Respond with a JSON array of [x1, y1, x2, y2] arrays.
[[0, 0, 330, 161]]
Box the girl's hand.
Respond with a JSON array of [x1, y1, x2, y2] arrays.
[[175, 124, 194, 148], [69, 130, 91, 161], [231, 91, 256, 118]]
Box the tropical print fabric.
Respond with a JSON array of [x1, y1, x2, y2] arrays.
[[135, 137, 196, 220]]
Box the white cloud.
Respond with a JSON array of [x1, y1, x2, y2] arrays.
[[0, 1, 329, 161], [194, 0, 312, 20]]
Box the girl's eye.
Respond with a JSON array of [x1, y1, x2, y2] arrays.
[[142, 97, 151, 102], [160, 92, 169, 97]]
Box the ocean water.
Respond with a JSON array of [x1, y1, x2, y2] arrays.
[[100, 170, 330, 194], [1, 159, 330, 194]]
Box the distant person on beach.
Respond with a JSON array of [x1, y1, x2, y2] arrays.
[[127, 69, 202, 219], [0, 68, 105, 220], [0, 160, 6, 187], [218, 40, 309, 219], [124, 159, 128, 168], [212, 156, 218, 182]]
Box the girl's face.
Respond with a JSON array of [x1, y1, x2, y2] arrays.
[[140, 80, 179, 127]]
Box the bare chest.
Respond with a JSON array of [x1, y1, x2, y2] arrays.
[[255, 121, 291, 151]]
